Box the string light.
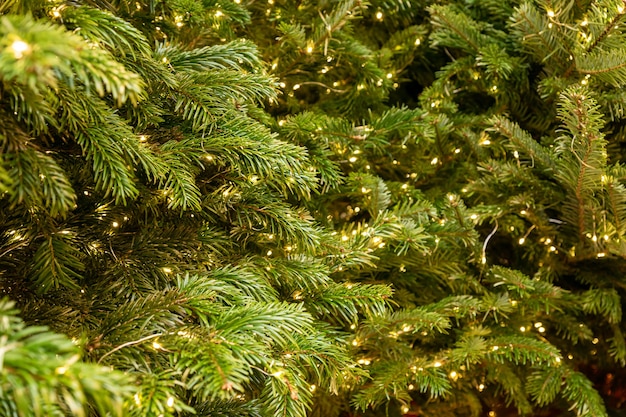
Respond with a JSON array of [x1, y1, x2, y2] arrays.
[[375, 11, 383, 20], [215, 10, 223, 17], [10, 40, 30, 59], [167, 397, 174, 407]]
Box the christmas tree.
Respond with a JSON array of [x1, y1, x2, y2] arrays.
[[2, 0, 626, 416]]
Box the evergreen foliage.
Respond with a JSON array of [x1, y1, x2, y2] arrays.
[[2, 0, 626, 416]]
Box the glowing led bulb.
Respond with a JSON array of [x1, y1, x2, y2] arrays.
[[375, 11, 383, 20], [10, 40, 30, 59]]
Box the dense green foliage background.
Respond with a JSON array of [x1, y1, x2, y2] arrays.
[[2, 0, 626, 416]]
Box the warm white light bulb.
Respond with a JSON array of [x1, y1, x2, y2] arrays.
[[10, 40, 30, 59]]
